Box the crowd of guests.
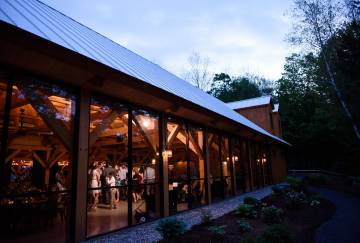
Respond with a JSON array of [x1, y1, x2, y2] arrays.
[[88, 161, 156, 211]]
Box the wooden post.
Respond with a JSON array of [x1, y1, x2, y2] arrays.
[[160, 114, 169, 216], [72, 88, 90, 242], [204, 128, 211, 204]]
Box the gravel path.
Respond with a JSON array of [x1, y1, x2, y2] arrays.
[[310, 187, 360, 243], [85, 186, 273, 243]]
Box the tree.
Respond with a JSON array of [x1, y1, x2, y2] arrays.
[[276, 53, 359, 173], [208, 73, 265, 103], [288, 0, 360, 140], [183, 52, 212, 91]]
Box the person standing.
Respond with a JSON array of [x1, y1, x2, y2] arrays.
[[106, 172, 117, 209]]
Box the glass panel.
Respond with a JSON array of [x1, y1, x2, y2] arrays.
[[221, 136, 232, 197], [0, 81, 7, 155], [190, 179, 206, 207], [232, 138, 244, 194], [208, 132, 222, 201], [132, 183, 160, 224], [188, 126, 204, 179], [87, 97, 128, 237], [1, 79, 76, 243], [167, 119, 188, 214], [131, 109, 160, 224], [241, 141, 251, 192]]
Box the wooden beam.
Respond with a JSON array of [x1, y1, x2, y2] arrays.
[[132, 115, 156, 153], [89, 110, 119, 147], [167, 124, 180, 146], [49, 151, 67, 168], [5, 150, 21, 164], [33, 151, 46, 168], [18, 85, 73, 151], [188, 132, 204, 160]]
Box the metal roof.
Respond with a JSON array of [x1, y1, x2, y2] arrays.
[[227, 96, 272, 110], [0, 0, 288, 145]]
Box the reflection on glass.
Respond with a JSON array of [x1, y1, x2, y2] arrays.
[[221, 137, 232, 197], [232, 138, 244, 194], [188, 126, 206, 206], [208, 132, 222, 201], [167, 119, 188, 214], [87, 98, 129, 237], [0, 81, 7, 155], [132, 109, 160, 224], [0, 79, 75, 243]]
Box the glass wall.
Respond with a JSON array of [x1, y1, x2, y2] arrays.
[[166, 118, 188, 214], [232, 138, 244, 194], [87, 97, 129, 237], [0, 79, 76, 243], [221, 136, 232, 197], [188, 125, 206, 207], [208, 132, 222, 201], [241, 140, 252, 192], [131, 109, 160, 224]]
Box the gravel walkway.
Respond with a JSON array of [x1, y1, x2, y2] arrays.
[[310, 187, 360, 243], [85, 186, 273, 243]]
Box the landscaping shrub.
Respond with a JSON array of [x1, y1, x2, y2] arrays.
[[156, 218, 187, 240], [243, 197, 260, 206], [199, 208, 212, 224], [310, 200, 321, 207], [285, 191, 307, 209], [286, 176, 305, 192], [306, 174, 329, 185], [235, 204, 257, 219], [237, 219, 252, 233], [240, 235, 257, 243], [257, 224, 293, 243], [271, 185, 284, 197], [262, 205, 284, 224], [208, 225, 226, 239]]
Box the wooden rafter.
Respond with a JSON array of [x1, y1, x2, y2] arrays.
[[132, 115, 156, 153], [5, 150, 22, 164], [89, 110, 119, 147], [167, 124, 180, 147], [18, 86, 73, 151], [33, 151, 46, 168], [188, 132, 204, 159]]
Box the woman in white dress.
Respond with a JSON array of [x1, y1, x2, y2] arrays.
[[90, 164, 101, 210]]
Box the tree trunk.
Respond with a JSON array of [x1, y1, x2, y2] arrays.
[[322, 55, 360, 141]]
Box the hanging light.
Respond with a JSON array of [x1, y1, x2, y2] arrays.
[[222, 161, 227, 166], [151, 158, 156, 164]]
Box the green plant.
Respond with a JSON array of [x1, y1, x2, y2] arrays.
[[272, 186, 284, 197], [286, 176, 305, 192], [257, 224, 293, 243], [156, 218, 187, 240], [262, 205, 284, 224], [310, 200, 320, 207], [306, 174, 329, 185], [243, 197, 260, 206], [240, 235, 257, 243], [285, 191, 307, 209], [235, 204, 257, 219], [237, 219, 252, 233], [199, 208, 212, 224], [208, 225, 227, 239]]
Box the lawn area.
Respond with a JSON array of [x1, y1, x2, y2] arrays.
[[157, 178, 336, 243]]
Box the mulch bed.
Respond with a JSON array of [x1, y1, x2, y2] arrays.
[[160, 192, 335, 243]]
